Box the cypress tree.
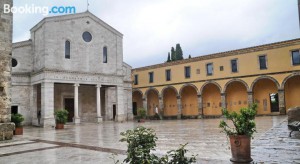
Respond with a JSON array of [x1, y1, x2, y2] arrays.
[[171, 47, 176, 61], [188, 54, 191, 59], [175, 44, 183, 60], [167, 52, 171, 62]]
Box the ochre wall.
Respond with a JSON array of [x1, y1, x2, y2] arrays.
[[147, 90, 159, 116], [226, 82, 248, 112], [163, 88, 178, 116], [253, 79, 278, 115], [285, 76, 300, 109], [181, 86, 198, 116], [132, 91, 143, 109], [202, 84, 222, 116]]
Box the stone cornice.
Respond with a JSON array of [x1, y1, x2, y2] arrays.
[[12, 40, 32, 49], [133, 38, 300, 72], [30, 68, 125, 78]]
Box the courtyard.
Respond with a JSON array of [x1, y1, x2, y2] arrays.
[[0, 116, 299, 163]]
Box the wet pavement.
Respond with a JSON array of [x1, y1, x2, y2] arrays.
[[0, 116, 299, 163]]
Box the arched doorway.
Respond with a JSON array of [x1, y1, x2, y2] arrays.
[[202, 83, 222, 116], [132, 90, 143, 116], [180, 85, 198, 116], [146, 89, 159, 116], [284, 75, 300, 109], [225, 80, 248, 112], [252, 78, 279, 114], [163, 87, 178, 117]]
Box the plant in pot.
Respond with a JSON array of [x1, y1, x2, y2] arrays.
[[54, 109, 69, 129], [11, 113, 24, 135], [219, 103, 257, 163], [136, 108, 147, 123]]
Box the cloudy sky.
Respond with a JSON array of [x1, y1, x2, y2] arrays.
[[13, 0, 299, 68]]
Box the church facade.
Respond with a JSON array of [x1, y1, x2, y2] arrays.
[[11, 12, 133, 127]]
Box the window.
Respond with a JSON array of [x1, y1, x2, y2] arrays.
[[103, 47, 108, 63], [220, 66, 224, 71], [134, 75, 138, 85], [184, 66, 191, 78], [149, 72, 154, 83], [166, 69, 171, 81], [196, 69, 200, 74], [231, 59, 238, 73], [82, 31, 92, 42], [11, 106, 18, 114], [259, 55, 267, 69], [65, 41, 70, 59], [12, 58, 18, 67], [206, 63, 213, 75], [292, 50, 300, 65]]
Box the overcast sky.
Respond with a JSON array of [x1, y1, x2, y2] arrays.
[[13, 0, 300, 68]]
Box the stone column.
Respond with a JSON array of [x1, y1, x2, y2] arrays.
[[197, 94, 203, 118], [247, 91, 254, 106], [31, 85, 39, 126], [278, 89, 286, 115], [41, 82, 55, 127], [96, 84, 102, 123], [116, 85, 125, 122], [221, 93, 226, 109], [159, 96, 163, 117], [74, 83, 80, 124], [177, 95, 182, 119], [0, 0, 15, 140], [142, 97, 147, 110]]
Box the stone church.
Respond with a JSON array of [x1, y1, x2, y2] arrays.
[[11, 11, 133, 127]]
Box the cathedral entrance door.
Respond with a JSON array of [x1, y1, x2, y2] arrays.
[[64, 98, 75, 122]]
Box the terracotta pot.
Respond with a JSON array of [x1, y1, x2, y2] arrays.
[[14, 127, 23, 135], [229, 135, 253, 163], [55, 123, 64, 129]]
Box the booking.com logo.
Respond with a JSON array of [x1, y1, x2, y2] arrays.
[[3, 4, 76, 16]]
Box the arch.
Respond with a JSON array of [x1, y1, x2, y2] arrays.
[[144, 88, 160, 98], [179, 83, 199, 96], [202, 83, 222, 116], [225, 79, 249, 112], [281, 72, 300, 89], [283, 73, 300, 109], [65, 40, 71, 59], [223, 79, 249, 93], [250, 76, 280, 91], [252, 78, 279, 114], [103, 46, 108, 63], [180, 85, 198, 116], [161, 85, 179, 97], [145, 88, 160, 116], [200, 81, 222, 95], [132, 89, 143, 116]]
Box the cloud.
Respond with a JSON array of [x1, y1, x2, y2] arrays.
[[12, 0, 300, 68]]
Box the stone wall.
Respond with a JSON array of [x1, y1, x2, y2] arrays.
[[0, 0, 15, 140]]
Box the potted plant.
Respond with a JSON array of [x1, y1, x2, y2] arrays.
[[136, 108, 147, 123], [11, 113, 24, 135], [54, 109, 69, 129], [219, 104, 257, 163]]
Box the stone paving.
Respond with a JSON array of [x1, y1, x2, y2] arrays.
[[0, 116, 299, 163]]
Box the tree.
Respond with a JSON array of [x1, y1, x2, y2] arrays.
[[188, 54, 191, 59], [167, 52, 171, 62], [175, 44, 183, 60], [171, 47, 176, 61]]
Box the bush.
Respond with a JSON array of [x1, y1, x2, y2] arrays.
[[54, 109, 69, 124], [119, 126, 197, 164], [11, 113, 24, 127], [137, 108, 147, 119], [219, 103, 257, 138]]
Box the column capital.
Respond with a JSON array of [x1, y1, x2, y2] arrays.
[[197, 94, 201, 98], [247, 91, 253, 95], [74, 83, 80, 87], [221, 93, 226, 96], [278, 89, 284, 92], [96, 84, 102, 88], [176, 95, 181, 99]]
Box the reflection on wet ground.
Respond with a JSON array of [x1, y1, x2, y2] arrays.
[[0, 116, 299, 163]]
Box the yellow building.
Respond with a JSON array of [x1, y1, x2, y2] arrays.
[[132, 38, 300, 119]]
